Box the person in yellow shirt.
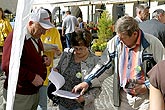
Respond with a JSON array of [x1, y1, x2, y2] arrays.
[[37, 8, 63, 110], [0, 7, 12, 47], [41, 27, 63, 85]]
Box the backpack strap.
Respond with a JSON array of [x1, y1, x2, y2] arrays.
[[142, 51, 156, 78]]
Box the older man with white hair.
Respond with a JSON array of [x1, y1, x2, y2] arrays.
[[1, 8, 53, 110], [139, 9, 165, 47], [134, 4, 150, 23]]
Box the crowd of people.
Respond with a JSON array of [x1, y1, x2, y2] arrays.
[[0, 3, 165, 110]]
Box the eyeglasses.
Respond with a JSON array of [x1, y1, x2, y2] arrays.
[[73, 46, 87, 51]]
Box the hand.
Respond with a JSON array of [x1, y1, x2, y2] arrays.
[[52, 48, 61, 57], [134, 83, 148, 95], [56, 49, 61, 56], [132, 79, 148, 95], [43, 56, 51, 66], [72, 82, 89, 95], [32, 74, 44, 87], [125, 79, 148, 96], [53, 68, 58, 72], [76, 95, 85, 103]]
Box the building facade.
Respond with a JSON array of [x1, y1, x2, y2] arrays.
[[1, 0, 165, 24], [32, 0, 165, 25]]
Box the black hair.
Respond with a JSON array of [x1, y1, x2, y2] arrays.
[[66, 10, 71, 14]]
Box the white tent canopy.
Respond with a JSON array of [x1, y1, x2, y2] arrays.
[[6, 0, 34, 110]]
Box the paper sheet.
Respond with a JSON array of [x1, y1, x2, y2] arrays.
[[52, 90, 80, 99], [48, 69, 80, 99], [43, 43, 58, 51], [48, 70, 65, 90]]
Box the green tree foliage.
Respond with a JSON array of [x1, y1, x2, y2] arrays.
[[91, 10, 113, 52], [97, 10, 113, 43]]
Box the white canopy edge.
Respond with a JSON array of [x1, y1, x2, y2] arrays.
[[6, 0, 34, 110]]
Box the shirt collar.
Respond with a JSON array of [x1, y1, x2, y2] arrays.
[[25, 29, 39, 40], [25, 29, 32, 40], [135, 16, 143, 23], [136, 30, 141, 46], [140, 30, 150, 49]]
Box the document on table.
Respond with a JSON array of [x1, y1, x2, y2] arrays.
[[48, 69, 80, 99]]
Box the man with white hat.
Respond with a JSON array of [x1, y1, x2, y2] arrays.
[[1, 8, 54, 110]]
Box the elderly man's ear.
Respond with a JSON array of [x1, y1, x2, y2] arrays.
[[28, 21, 34, 26]]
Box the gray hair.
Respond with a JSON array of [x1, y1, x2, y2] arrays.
[[115, 15, 139, 36], [136, 4, 150, 13], [152, 9, 165, 19]]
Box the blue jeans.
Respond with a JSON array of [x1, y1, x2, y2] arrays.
[[65, 33, 72, 48], [37, 86, 48, 110]]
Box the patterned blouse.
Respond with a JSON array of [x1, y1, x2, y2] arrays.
[[55, 48, 101, 110], [58, 56, 83, 109]]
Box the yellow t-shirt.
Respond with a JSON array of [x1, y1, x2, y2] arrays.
[[0, 18, 12, 46], [41, 27, 63, 86]]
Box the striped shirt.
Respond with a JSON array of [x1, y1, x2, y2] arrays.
[[119, 31, 145, 92]]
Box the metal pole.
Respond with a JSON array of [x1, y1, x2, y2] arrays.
[[87, 5, 89, 23], [91, 4, 93, 22], [59, 7, 61, 23], [148, 0, 151, 7]]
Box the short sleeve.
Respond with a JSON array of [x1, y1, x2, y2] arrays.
[[148, 61, 165, 90]]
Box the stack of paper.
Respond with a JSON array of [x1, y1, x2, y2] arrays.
[[48, 69, 80, 99]]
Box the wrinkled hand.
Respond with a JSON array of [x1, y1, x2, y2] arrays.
[[43, 56, 51, 66], [32, 74, 44, 87], [72, 82, 89, 95], [134, 83, 148, 95], [76, 95, 85, 103], [125, 79, 148, 96]]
